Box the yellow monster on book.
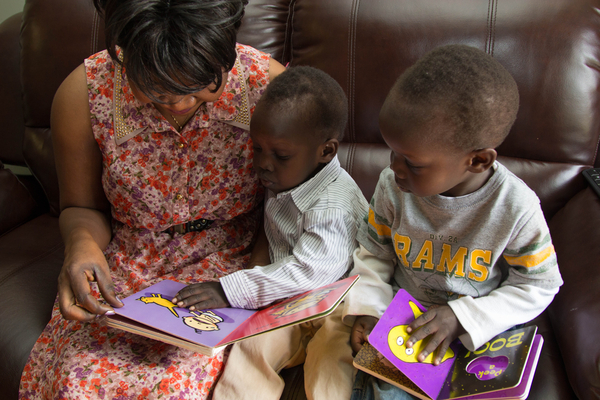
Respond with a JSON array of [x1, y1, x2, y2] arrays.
[[137, 293, 180, 317], [387, 301, 455, 365]]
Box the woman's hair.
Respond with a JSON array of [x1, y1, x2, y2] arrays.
[[93, 0, 248, 101]]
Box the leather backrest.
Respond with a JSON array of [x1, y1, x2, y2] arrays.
[[13, 0, 600, 219], [244, 0, 600, 218], [20, 0, 105, 215], [0, 13, 25, 166]]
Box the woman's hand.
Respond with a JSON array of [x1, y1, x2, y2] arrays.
[[58, 235, 122, 321], [405, 305, 465, 365], [52, 64, 120, 322], [172, 282, 230, 310], [350, 315, 379, 355]]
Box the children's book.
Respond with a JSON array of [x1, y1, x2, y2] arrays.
[[353, 289, 542, 400], [106, 275, 359, 357]]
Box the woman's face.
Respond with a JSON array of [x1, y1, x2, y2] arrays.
[[130, 71, 229, 118]]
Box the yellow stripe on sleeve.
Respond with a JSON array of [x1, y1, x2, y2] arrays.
[[368, 208, 392, 237], [503, 245, 555, 268]]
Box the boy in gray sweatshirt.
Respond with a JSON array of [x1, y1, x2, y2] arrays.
[[343, 44, 563, 400]]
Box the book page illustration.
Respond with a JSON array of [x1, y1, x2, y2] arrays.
[[447, 326, 536, 399], [111, 280, 257, 349], [137, 293, 180, 317], [107, 276, 360, 352], [183, 311, 224, 333], [368, 290, 460, 400], [136, 292, 227, 334], [388, 300, 455, 365], [267, 288, 334, 318]]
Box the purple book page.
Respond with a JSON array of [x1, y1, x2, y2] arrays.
[[368, 289, 460, 400], [112, 280, 257, 349]]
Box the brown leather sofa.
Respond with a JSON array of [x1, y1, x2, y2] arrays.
[[1, 0, 599, 399]]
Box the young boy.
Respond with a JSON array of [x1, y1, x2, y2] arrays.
[[343, 45, 564, 399], [173, 66, 369, 399]]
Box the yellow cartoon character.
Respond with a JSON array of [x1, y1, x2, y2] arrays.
[[269, 288, 334, 318], [182, 311, 224, 333], [138, 293, 179, 317], [387, 301, 455, 364]]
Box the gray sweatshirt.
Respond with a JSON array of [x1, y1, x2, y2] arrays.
[[343, 162, 563, 350]]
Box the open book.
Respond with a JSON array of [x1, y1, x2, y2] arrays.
[[106, 275, 359, 356], [353, 289, 543, 400]]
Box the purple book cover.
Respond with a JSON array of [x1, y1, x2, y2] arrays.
[[453, 334, 543, 400], [110, 280, 257, 348], [444, 325, 536, 399], [368, 289, 460, 400]]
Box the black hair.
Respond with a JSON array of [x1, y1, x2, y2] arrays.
[[383, 44, 519, 150], [93, 0, 248, 101], [257, 66, 348, 141]]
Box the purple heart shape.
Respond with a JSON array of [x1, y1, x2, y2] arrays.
[[466, 355, 510, 381]]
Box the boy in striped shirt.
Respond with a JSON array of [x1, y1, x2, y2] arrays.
[[175, 66, 369, 399], [343, 45, 564, 400]]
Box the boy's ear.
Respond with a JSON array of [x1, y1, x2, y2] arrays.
[[467, 148, 497, 173], [319, 138, 339, 163]]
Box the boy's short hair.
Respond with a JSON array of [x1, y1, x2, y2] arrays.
[[259, 66, 348, 141], [385, 44, 519, 150]]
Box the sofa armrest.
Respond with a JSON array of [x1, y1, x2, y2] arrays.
[[0, 214, 64, 399], [548, 188, 600, 400], [0, 162, 37, 236]]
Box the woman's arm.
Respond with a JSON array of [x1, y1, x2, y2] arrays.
[[244, 57, 285, 267], [246, 221, 270, 268], [52, 64, 122, 321], [269, 57, 286, 80]]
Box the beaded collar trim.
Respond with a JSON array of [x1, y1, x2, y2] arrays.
[[112, 50, 251, 146]]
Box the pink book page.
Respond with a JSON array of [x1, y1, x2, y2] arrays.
[[220, 275, 359, 344]]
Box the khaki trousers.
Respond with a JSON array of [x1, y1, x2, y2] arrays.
[[213, 306, 355, 400]]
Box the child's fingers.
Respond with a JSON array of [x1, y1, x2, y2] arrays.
[[433, 338, 453, 366], [172, 284, 203, 303], [406, 319, 436, 348], [406, 309, 435, 334], [416, 330, 445, 362]]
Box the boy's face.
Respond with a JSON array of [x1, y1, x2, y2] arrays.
[[250, 105, 332, 195], [379, 105, 485, 198]]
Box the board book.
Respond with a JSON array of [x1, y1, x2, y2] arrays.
[[106, 275, 359, 356], [353, 289, 543, 400]]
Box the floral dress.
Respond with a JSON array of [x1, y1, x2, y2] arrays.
[[19, 44, 271, 400]]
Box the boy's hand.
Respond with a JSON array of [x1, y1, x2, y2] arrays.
[[350, 315, 379, 355], [406, 305, 465, 365], [172, 282, 230, 310]]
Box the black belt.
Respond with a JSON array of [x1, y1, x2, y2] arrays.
[[163, 218, 214, 236]]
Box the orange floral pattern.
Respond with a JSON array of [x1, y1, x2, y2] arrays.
[[19, 44, 271, 400]]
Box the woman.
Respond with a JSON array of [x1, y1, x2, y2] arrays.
[[19, 0, 285, 398]]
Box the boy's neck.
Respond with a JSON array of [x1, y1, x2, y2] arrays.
[[442, 166, 495, 197]]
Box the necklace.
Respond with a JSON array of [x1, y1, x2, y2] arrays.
[[170, 114, 183, 131]]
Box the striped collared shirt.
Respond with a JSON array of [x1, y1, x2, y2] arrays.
[[220, 156, 369, 309]]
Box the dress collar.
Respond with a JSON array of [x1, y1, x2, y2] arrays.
[[113, 49, 250, 145]]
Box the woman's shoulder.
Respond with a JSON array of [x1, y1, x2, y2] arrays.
[[236, 43, 286, 83], [235, 43, 272, 64], [83, 49, 116, 86]]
